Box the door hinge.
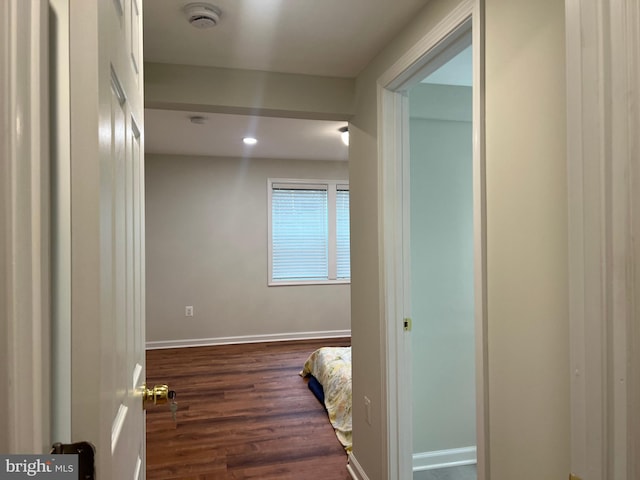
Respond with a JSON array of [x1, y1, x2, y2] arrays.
[[403, 317, 412, 331], [51, 441, 95, 480]]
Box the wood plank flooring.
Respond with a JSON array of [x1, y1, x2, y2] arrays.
[[146, 338, 352, 480]]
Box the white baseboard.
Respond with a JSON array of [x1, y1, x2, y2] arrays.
[[413, 446, 477, 471], [145, 329, 351, 350], [347, 453, 370, 480]]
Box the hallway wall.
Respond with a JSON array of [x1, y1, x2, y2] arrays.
[[349, 0, 569, 478]]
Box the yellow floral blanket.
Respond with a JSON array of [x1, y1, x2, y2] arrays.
[[301, 346, 352, 452]]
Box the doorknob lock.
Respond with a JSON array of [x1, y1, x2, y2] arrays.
[[143, 384, 170, 407]]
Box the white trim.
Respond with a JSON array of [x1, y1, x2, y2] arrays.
[[268, 279, 351, 287], [0, 1, 7, 453], [413, 446, 477, 471], [145, 329, 351, 350], [1, 0, 50, 454], [347, 454, 371, 480], [566, 0, 640, 478], [378, 0, 475, 90], [377, 2, 486, 479], [471, 1, 489, 478], [327, 184, 337, 280], [378, 83, 410, 480], [49, 0, 72, 446]]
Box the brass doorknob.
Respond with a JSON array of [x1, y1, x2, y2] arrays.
[[143, 384, 170, 407]]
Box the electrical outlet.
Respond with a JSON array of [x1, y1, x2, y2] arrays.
[[364, 396, 372, 425], [185, 305, 194, 317]]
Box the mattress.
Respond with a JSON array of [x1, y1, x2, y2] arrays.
[[307, 375, 326, 408], [301, 346, 352, 451]]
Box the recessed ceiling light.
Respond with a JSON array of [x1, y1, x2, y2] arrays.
[[243, 137, 257, 145]]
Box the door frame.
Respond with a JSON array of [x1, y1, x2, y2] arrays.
[[0, 0, 51, 454], [377, 1, 487, 478], [566, 0, 640, 478]]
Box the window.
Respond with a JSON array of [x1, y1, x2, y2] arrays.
[[268, 179, 350, 285]]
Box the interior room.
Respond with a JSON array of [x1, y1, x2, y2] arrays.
[[142, 4, 359, 477], [143, 110, 354, 478], [141, 0, 568, 478], [5, 0, 639, 480], [141, 3, 479, 476], [144, 113, 351, 347]]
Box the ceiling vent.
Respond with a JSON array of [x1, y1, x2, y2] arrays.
[[184, 3, 222, 29]]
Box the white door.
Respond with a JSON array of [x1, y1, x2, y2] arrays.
[[67, 0, 146, 477]]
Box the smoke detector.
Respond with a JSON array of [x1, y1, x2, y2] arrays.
[[184, 3, 222, 29]]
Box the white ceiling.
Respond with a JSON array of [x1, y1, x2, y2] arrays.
[[143, 0, 429, 78], [143, 0, 429, 160], [145, 110, 349, 161]]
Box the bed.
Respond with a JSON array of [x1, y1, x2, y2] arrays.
[[300, 346, 352, 452]]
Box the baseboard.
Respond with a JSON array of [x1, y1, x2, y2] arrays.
[[413, 446, 477, 471], [145, 330, 351, 350], [347, 453, 370, 480]]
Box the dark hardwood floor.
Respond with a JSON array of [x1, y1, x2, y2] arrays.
[[146, 338, 352, 480]]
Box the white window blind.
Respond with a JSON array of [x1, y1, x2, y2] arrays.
[[269, 179, 350, 285], [336, 187, 350, 279], [271, 186, 328, 281]]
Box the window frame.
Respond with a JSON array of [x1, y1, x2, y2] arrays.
[[267, 178, 350, 286]]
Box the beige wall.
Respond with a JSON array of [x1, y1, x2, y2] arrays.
[[350, 0, 569, 478], [145, 63, 355, 120], [350, 1, 474, 477], [485, 0, 569, 477], [145, 154, 350, 344]]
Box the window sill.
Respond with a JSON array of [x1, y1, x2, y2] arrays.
[[268, 279, 351, 287]]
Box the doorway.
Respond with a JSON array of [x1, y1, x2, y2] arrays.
[[408, 39, 476, 479], [378, 3, 487, 479]]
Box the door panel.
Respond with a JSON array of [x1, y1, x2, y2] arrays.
[[130, 0, 141, 78], [68, 0, 145, 477]]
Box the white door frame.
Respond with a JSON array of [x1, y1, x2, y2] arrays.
[[0, 0, 51, 454], [377, 1, 487, 478], [566, 0, 640, 478], [49, 0, 72, 445]]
